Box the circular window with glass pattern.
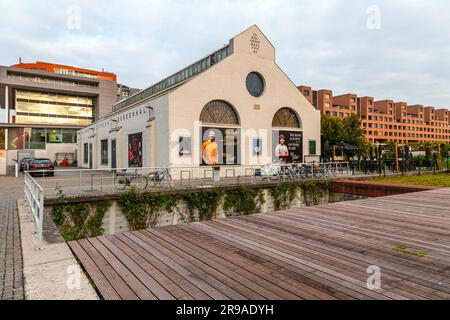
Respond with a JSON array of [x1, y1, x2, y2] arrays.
[[246, 72, 265, 97]]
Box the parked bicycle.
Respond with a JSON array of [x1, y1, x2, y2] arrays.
[[261, 163, 296, 181], [114, 169, 148, 190], [147, 165, 173, 188], [313, 163, 338, 179]]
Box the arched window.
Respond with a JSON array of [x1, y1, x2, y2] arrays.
[[272, 107, 302, 128], [200, 100, 240, 125]]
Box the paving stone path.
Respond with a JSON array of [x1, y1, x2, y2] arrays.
[[0, 200, 24, 300]]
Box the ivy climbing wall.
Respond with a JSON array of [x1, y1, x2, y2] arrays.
[[48, 180, 333, 242]]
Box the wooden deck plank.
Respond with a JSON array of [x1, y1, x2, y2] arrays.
[[223, 217, 449, 299], [164, 224, 338, 300], [105, 235, 193, 300], [86, 237, 158, 300], [68, 241, 121, 300], [139, 229, 273, 300], [113, 232, 210, 300], [94, 236, 175, 300], [77, 239, 138, 300], [69, 188, 450, 300], [236, 213, 450, 292], [127, 231, 233, 300], [155, 227, 321, 300]]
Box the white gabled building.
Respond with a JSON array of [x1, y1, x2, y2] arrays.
[[78, 25, 321, 171]]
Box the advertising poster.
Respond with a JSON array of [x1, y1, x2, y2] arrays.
[[128, 132, 143, 167], [201, 127, 241, 166], [272, 130, 303, 164], [178, 136, 192, 156], [252, 138, 262, 156]]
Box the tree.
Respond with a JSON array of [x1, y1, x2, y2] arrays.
[[321, 114, 369, 160]]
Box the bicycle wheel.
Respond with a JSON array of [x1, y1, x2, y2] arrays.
[[286, 168, 296, 181], [114, 175, 128, 190], [130, 175, 148, 190], [164, 173, 173, 188]]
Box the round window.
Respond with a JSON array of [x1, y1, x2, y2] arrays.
[[246, 72, 265, 97]]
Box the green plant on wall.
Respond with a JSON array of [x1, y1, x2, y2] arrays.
[[269, 183, 300, 210], [269, 180, 331, 210], [50, 193, 112, 242], [223, 187, 265, 216], [52, 180, 332, 240], [181, 190, 223, 221], [300, 180, 332, 206], [118, 188, 178, 230]]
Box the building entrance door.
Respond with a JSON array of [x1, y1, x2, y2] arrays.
[[111, 139, 117, 169], [89, 143, 93, 169]]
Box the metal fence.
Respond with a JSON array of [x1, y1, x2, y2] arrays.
[[24, 172, 45, 249], [28, 162, 351, 198]]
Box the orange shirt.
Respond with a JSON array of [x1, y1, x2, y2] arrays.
[[202, 140, 218, 165]]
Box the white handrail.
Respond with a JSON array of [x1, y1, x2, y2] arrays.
[[24, 172, 45, 250]]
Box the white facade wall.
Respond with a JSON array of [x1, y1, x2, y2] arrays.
[[78, 94, 169, 169]]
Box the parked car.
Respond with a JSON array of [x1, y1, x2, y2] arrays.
[[25, 158, 55, 176], [19, 157, 34, 172]]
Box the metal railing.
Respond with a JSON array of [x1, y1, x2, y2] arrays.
[[26, 162, 352, 199], [24, 172, 45, 250]]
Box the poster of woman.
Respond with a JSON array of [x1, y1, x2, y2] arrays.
[[128, 132, 143, 167]]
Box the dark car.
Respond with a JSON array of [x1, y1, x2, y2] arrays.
[[26, 158, 55, 176], [19, 157, 34, 172]]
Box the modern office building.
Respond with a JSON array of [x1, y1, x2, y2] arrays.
[[0, 60, 117, 175], [78, 25, 321, 171], [117, 84, 141, 103], [300, 85, 450, 144]]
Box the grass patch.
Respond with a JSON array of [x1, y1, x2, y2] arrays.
[[370, 173, 450, 188], [393, 245, 428, 258]]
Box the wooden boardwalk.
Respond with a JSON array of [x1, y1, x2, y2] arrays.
[[69, 189, 450, 300]]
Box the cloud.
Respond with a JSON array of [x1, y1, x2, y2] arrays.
[[0, 0, 449, 109]]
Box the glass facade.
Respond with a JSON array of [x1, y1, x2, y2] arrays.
[[47, 128, 62, 143], [5, 128, 78, 150], [7, 72, 99, 89], [13, 89, 94, 126], [26, 128, 46, 149], [8, 128, 25, 150]]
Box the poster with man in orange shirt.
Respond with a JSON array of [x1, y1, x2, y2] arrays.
[[202, 131, 219, 165], [201, 127, 240, 166]]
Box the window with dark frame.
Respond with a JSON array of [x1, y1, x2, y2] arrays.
[[309, 140, 317, 155], [101, 139, 108, 165], [83, 143, 88, 164]]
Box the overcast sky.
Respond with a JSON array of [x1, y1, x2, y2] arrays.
[[1, 0, 449, 109]]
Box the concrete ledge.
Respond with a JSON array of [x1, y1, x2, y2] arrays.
[[17, 199, 99, 300]]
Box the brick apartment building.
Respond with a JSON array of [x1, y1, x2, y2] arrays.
[[298, 85, 450, 144]]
